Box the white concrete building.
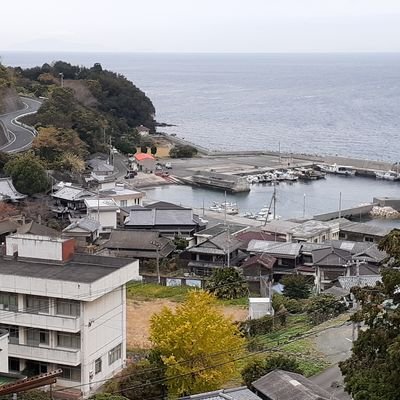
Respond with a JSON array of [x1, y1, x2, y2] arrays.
[[0, 330, 9, 373], [100, 183, 144, 207], [136, 125, 150, 136], [84, 198, 119, 233], [0, 234, 141, 397]]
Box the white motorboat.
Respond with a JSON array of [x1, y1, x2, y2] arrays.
[[319, 163, 355, 176], [375, 170, 400, 181]]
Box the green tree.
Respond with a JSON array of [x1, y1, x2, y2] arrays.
[[206, 267, 248, 300], [150, 291, 246, 397], [102, 360, 164, 400], [90, 395, 128, 400], [169, 145, 198, 158], [282, 275, 311, 299], [241, 354, 301, 387], [339, 268, 400, 400], [378, 228, 400, 262], [305, 294, 347, 325], [4, 152, 49, 195]]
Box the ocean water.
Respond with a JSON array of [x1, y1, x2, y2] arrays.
[[2, 51, 400, 162]]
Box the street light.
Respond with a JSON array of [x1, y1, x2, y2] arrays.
[[151, 240, 162, 284]]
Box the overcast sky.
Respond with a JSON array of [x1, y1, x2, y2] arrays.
[[1, 0, 400, 53]]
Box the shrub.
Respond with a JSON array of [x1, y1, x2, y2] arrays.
[[206, 267, 248, 300], [169, 144, 197, 158], [306, 294, 347, 325], [282, 275, 311, 299], [272, 293, 305, 314], [241, 354, 301, 387]]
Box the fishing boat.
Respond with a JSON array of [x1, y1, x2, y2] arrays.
[[375, 170, 400, 181], [319, 163, 355, 176]]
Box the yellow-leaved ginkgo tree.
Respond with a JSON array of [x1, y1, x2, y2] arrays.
[[150, 290, 246, 397]]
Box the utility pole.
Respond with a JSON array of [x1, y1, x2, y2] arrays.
[[226, 223, 231, 268], [273, 184, 276, 220], [151, 240, 161, 284], [278, 141, 281, 164], [303, 193, 306, 218], [338, 192, 342, 219]]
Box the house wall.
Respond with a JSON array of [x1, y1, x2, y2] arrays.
[[87, 210, 117, 231], [137, 159, 156, 173], [0, 332, 9, 372], [80, 286, 126, 395]]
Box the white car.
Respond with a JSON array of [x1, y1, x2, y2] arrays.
[[165, 162, 172, 169]]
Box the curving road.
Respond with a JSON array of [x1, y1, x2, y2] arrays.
[[0, 97, 42, 153]]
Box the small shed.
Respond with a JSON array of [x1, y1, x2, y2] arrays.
[[134, 153, 156, 173], [249, 297, 274, 319], [136, 125, 150, 136]]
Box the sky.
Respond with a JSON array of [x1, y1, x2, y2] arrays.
[[1, 0, 400, 53]]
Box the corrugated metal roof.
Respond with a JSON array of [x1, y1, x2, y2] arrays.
[[125, 208, 196, 227], [52, 186, 95, 201], [247, 240, 302, 257], [63, 217, 101, 233], [0, 178, 26, 201], [338, 275, 382, 290]]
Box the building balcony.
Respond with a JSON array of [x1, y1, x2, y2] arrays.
[[9, 343, 81, 366], [0, 311, 80, 333]]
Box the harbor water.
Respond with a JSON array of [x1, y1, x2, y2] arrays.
[[146, 175, 400, 227]]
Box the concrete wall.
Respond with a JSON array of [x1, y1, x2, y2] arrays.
[[373, 197, 400, 211], [81, 286, 126, 395], [6, 235, 72, 261]]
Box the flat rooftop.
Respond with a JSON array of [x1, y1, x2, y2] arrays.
[[0, 254, 133, 284]]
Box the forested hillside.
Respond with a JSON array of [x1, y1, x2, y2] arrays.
[[12, 61, 156, 152], [0, 64, 22, 113]]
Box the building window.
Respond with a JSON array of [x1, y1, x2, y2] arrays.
[[56, 299, 80, 317], [8, 358, 19, 372], [25, 296, 49, 314], [364, 236, 374, 242], [0, 324, 19, 344], [59, 365, 81, 381], [0, 292, 18, 311], [95, 357, 102, 374], [108, 344, 122, 365], [57, 332, 80, 349], [27, 329, 49, 346], [120, 200, 127, 207]]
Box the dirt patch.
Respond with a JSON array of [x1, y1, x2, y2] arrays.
[[127, 299, 248, 349]]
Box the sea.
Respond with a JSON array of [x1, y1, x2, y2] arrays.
[[2, 51, 400, 161], [2, 51, 400, 223]]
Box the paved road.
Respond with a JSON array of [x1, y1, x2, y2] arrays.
[[0, 97, 42, 153], [311, 320, 354, 399]]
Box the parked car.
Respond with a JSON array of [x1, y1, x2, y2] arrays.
[[125, 170, 137, 179], [165, 162, 172, 169]]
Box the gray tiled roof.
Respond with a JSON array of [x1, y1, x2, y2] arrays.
[[17, 221, 60, 238], [252, 370, 336, 400], [104, 230, 176, 257], [0, 220, 19, 236], [339, 221, 391, 237], [196, 223, 248, 238], [290, 220, 338, 239], [312, 247, 352, 266], [338, 275, 382, 290]]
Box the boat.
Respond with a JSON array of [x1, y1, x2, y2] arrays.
[[210, 201, 239, 215], [375, 170, 400, 181], [319, 163, 355, 176], [295, 167, 325, 180]]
